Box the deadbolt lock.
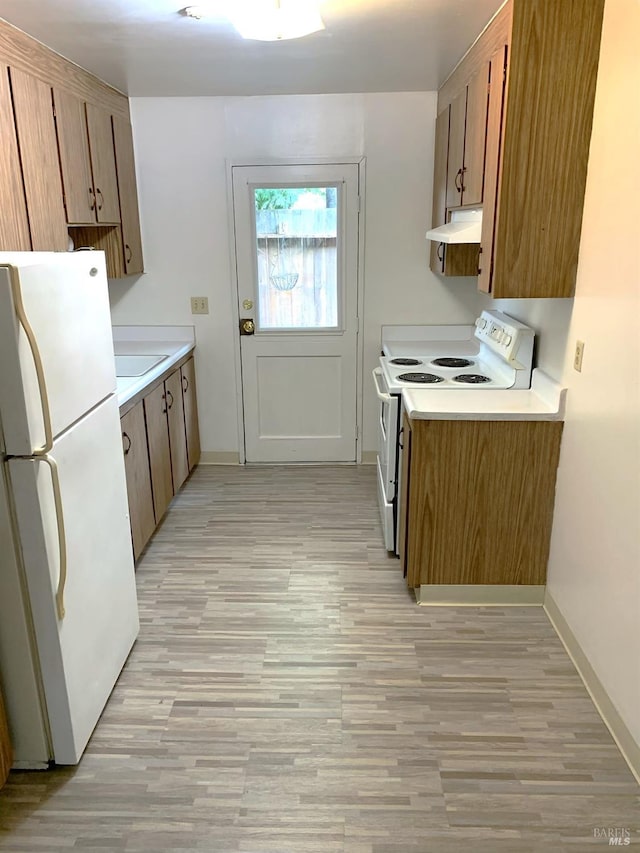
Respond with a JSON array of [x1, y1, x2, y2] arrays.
[[242, 299, 253, 310], [240, 318, 255, 335]]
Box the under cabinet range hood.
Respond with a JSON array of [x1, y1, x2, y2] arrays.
[[425, 208, 482, 244]]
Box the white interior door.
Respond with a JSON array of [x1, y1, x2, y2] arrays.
[[232, 163, 361, 463]]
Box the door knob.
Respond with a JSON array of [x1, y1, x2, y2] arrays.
[[240, 318, 255, 335]]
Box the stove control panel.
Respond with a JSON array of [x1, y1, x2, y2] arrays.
[[474, 309, 535, 367]]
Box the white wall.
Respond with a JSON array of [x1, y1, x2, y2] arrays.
[[487, 0, 640, 750], [108, 92, 484, 455]]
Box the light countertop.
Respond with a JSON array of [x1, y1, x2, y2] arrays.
[[112, 325, 195, 408], [403, 368, 566, 421]]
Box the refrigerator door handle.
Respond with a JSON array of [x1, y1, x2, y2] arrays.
[[10, 271, 54, 453], [36, 455, 68, 620]]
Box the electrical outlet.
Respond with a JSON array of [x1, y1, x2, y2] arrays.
[[574, 340, 585, 372], [190, 296, 209, 315]]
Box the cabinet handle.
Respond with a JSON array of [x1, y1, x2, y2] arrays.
[[454, 169, 463, 193], [460, 166, 467, 193], [166, 389, 174, 410], [122, 431, 132, 455], [182, 375, 189, 393], [125, 243, 133, 263], [437, 242, 444, 263], [161, 392, 167, 415], [96, 188, 104, 210], [88, 187, 96, 210], [398, 427, 404, 451]]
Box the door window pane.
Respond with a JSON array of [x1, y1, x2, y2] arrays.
[[253, 186, 339, 330]]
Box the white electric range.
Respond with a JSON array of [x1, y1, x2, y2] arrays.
[[373, 310, 536, 554]]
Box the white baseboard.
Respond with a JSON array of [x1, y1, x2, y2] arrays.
[[198, 452, 240, 465], [199, 452, 378, 466], [416, 584, 545, 606], [544, 591, 640, 784]]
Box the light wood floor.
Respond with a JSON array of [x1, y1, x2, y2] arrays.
[[0, 466, 638, 851]]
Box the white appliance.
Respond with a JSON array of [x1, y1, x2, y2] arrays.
[[0, 252, 139, 768], [373, 310, 536, 555]]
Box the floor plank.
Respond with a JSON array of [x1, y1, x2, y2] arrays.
[[0, 465, 637, 851]]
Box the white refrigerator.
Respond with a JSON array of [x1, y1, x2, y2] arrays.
[[0, 251, 139, 767]]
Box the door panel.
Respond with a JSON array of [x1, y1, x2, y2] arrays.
[[144, 384, 173, 521], [121, 401, 155, 560], [445, 90, 466, 208], [85, 103, 120, 224], [53, 88, 96, 225], [8, 396, 138, 764], [0, 64, 31, 250], [166, 369, 188, 492], [463, 63, 490, 206], [112, 116, 144, 275], [181, 358, 201, 470], [232, 163, 360, 463], [9, 67, 68, 251], [430, 108, 449, 274]]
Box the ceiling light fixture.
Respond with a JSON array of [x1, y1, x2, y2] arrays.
[[227, 0, 325, 41], [183, 6, 204, 19]]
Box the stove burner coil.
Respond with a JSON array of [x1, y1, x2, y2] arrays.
[[389, 358, 422, 366], [453, 374, 492, 384], [397, 372, 445, 384], [431, 357, 474, 368]]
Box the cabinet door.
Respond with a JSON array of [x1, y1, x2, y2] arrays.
[[479, 45, 508, 295], [121, 402, 156, 560], [53, 88, 96, 225], [430, 108, 449, 275], [85, 103, 120, 224], [461, 63, 490, 206], [0, 685, 11, 789], [181, 357, 201, 471], [445, 89, 466, 208], [9, 67, 68, 251], [398, 415, 412, 581], [0, 65, 30, 250], [112, 116, 144, 275], [166, 369, 189, 493], [144, 384, 173, 522]]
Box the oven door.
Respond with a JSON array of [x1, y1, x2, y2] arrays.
[[372, 368, 398, 502]]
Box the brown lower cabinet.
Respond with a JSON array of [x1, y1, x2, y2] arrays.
[[120, 355, 200, 561], [121, 401, 156, 561], [399, 415, 563, 589], [0, 684, 11, 788]]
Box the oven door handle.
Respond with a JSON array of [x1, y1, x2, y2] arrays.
[[372, 368, 392, 402]]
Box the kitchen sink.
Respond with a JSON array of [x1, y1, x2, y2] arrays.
[[114, 354, 168, 377]]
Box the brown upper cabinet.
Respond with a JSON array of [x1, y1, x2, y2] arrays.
[[432, 0, 605, 299], [0, 17, 144, 278], [9, 67, 68, 251], [430, 63, 490, 279], [112, 117, 144, 275], [54, 90, 120, 225], [0, 65, 30, 250], [445, 64, 489, 209]]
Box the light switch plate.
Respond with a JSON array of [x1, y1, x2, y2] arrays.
[[574, 340, 585, 372], [191, 296, 209, 315]]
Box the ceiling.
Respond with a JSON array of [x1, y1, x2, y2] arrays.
[[0, 0, 504, 97]]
